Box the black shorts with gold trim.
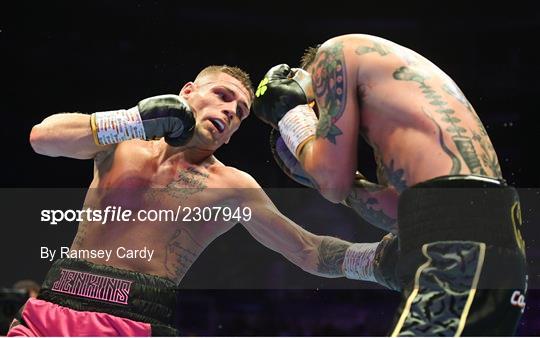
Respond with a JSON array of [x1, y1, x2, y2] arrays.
[[391, 175, 527, 336]]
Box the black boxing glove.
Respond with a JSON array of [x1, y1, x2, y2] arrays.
[[342, 233, 401, 291], [253, 64, 314, 129], [137, 95, 195, 147], [91, 94, 195, 147], [372, 233, 401, 291]]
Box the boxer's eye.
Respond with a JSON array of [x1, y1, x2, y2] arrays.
[[236, 107, 244, 119]]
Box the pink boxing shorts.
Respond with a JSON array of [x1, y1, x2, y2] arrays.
[[7, 258, 179, 336]]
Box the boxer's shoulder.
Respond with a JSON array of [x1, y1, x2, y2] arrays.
[[209, 165, 259, 189]]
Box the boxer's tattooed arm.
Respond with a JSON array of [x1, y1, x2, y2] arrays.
[[356, 42, 390, 56], [316, 237, 351, 275], [313, 42, 346, 144], [164, 228, 203, 282], [393, 66, 486, 175]]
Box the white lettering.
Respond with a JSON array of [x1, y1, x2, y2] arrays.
[[40, 247, 56, 261], [510, 290, 526, 313], [116, 247, 154, 262]]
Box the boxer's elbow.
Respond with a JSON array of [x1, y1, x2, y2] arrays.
[[29, 124, 60, 157], [30, 124, 48, 155], [307, 165, 352, 203], [319, 181, 350, 203], [302, 155, 353, 203]]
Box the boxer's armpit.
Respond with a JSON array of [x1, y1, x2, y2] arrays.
[[316, 237, 350, 276]]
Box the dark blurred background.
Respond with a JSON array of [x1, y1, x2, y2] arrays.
[[1, 1, 539, 336]]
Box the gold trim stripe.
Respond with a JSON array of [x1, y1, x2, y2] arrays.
[[455, 242, 486, 337]]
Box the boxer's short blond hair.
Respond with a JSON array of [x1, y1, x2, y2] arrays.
[[196, 65, 254, 103]]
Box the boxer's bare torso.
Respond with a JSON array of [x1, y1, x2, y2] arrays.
[[32, 70, 340, 284], [308, 34, 501, 195], [71, 139, 247, 283]]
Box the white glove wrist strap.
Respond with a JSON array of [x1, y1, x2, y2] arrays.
[[91, 107, 146, 145], [342, 242, 378, 282], [278, 104, 317, 159]]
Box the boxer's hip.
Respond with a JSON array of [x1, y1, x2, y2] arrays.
[[390, 175, 528, 336], [396, 174, 527, 288], [15, 258, 179, 336], [397, 174, 525, 256]]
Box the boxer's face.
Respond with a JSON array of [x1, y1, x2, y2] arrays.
[[181, 72, 251, 148]]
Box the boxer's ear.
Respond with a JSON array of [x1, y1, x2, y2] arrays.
[[180, 82, 196, 97]]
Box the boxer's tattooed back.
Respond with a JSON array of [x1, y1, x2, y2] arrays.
[[442, 83, 475, 115], [355, 40, 418, 65], [393, 66, 487, 176], [372, 143, 409, 192], [316, 237, 350, 275], [356, 42, 390, 56], [382, 159, 408, 193], [423, 108, 461, 175], [442, 83, 502, 177], [473, 131, 503, 177], [312, 42, 347, 144]]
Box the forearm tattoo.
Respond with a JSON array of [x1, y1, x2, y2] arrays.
[[316, 237, 351, 275]]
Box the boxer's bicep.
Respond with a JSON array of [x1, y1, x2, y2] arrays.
[[30, 112, 113, 159]]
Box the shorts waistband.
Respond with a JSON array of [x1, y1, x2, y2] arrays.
[[38, 258, 179, 331], [397, 175, 523, 256]]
